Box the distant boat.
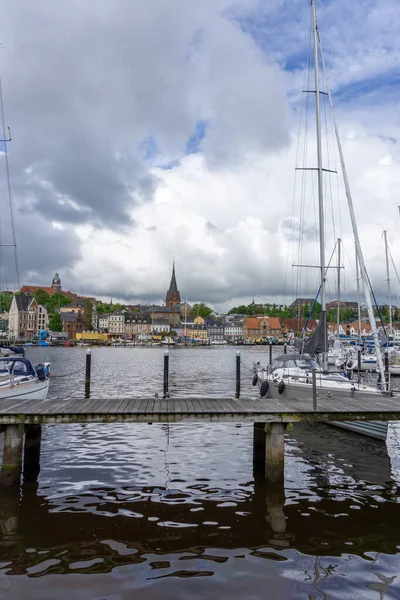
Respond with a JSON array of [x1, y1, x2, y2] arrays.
[[161, 338, 176, 346], [210, 339, 228, 345]]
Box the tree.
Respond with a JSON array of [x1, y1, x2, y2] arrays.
[[49, 313, 63, 332], [83, 300, 94, 330], [34, 289, 51, 307], [0, 291, 12, 313], [192, 303, 213, 318]]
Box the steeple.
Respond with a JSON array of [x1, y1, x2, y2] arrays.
[[166, 260, 181, 307]]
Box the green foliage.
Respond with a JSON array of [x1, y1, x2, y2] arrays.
[[192, 303, 213, 318], [34, 289, 51, 307], [160, 330, 176, 338], [48, 312, 63, 332], [96, 302, 127, 313], [83, 300, 94, 330], [227, 304, 294, 318], [0, 291, 13, 313], [34, 289, 72, 315]]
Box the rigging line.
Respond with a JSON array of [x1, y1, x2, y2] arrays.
[[365, 268, 387, 338], [388, 247, 400, 289], [0, 75, 19, 289]]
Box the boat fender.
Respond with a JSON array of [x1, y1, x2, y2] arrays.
[[35, 364, 46, 381], [260, 380, 269, 397], [252, 374, 258, 386], [278, 380, 285, 395]]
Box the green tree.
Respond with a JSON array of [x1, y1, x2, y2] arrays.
[[34, 289, 51, 307], [47, 292, 73, 314], [49, 312, 63, 332], [0, 291, 12, 313], [83, 300, 94, 330], [192, 303, 213, 318]]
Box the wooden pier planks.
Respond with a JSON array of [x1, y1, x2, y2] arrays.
[[0, 395, 400, 424]]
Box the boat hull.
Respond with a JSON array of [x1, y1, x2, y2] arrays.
[[0, 378, 50, 401]]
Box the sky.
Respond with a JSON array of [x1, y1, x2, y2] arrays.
[[0, 0, 399, 311]]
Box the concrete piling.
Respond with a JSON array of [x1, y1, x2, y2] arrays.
[[253, 422, 266, 474], [265, 423, 285, 482], [0, 425, 24, 486], [23, 425, 42, 482]]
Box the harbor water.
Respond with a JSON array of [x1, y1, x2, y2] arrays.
[[1, 346, 400, 599]]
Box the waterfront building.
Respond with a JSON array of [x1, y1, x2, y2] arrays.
[[108, 311, 125, 336], [98, 313, 110, 331], [205, 318, 225, 342], [141, 305, 181, 326], [290, 298, 315, 317], [152, 318, 170, 334], [8, 294, 48, 340], [242, 316, 282, 340], [61, 311, 84, 339], [224, 321, 243, 342], [124, 312, 151, 338]]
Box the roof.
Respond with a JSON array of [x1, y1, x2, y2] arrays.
[[167, 263, 178, 295], [61, 312, 79, 323], [153, 318, 170, 326], [268, 317, 281, 330], [14, 294, 32, 312], [289, 298, 315, 307], [143, 305, 181, 313], [244, 317, 260, 329]]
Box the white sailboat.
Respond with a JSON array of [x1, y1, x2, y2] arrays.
[[255, 0, 393, 439], [0, 75, 51, 400]]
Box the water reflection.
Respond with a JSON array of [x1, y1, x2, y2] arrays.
[[1, 422, 400, 599]]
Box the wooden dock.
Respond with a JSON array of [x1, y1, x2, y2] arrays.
[[1, 395, 399, 487], [0, 395, 399, 425]]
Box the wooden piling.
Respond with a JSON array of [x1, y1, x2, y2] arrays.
[[23, 425, 42, 482], [283, 343, 287, 354], [85, 349, 92, 399], [265, 423, 285, 482], [163, 350, 169, 398], [269, 342, 273, 365], [385, 351, 390, 392], [235, 351, 241, 398], [0, 425, 24, 485]]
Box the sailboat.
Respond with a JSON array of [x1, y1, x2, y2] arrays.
[[254, 0, 393, 429], [0, 75, 50, 400]]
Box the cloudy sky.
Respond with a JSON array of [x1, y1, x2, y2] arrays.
[[0, 0, 399, 311]]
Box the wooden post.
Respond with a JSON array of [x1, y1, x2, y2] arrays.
[[269, 342, 273, 365], [385, 351, 390, 392], [85, 349, 92, 398], [253, 422, 266, 475], [23, 425, 42, 482], [312, 368, 317, 410], [0, 425, 24, 485], [357, 350, 361, 375], [284, 343, 287, 354], [163, 350, 169, 398], [235, 351, 241, 398], [265, 423, 285, 482]]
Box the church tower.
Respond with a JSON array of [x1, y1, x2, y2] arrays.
[[51, 272, 62, 291], [166, 261, 181, 307]]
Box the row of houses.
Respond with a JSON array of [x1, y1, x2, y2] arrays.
[[5, 291, 400, 342]]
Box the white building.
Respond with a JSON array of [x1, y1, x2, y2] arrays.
[[224, 322, 243, 341], [108, 311, 125, 336], [153, 318, 170, 334], [98, 313, 110, 331], [8, 294, 49, 340]]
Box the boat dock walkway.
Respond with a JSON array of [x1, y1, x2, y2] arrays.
[[1, 395, 399, 487], [0, 395, 399, 425]]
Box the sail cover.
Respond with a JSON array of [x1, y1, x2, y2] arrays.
[[303, 313, 327, 355]]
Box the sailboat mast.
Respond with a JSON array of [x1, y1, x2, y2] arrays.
[[383, 229, 392, 337], [336, 238, 341, 340], [355, 243, 362, 339], [311, 0, 327, 362]]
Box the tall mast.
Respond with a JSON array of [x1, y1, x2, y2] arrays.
[[383, 230, 392, 337], [311, 0, 327, 365], [355, 243, 362, 339], [318, 55, 386, 383], [336, 238, 341, 340]]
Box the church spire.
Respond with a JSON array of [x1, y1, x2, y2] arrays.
[[166, 259, 181, 307]]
